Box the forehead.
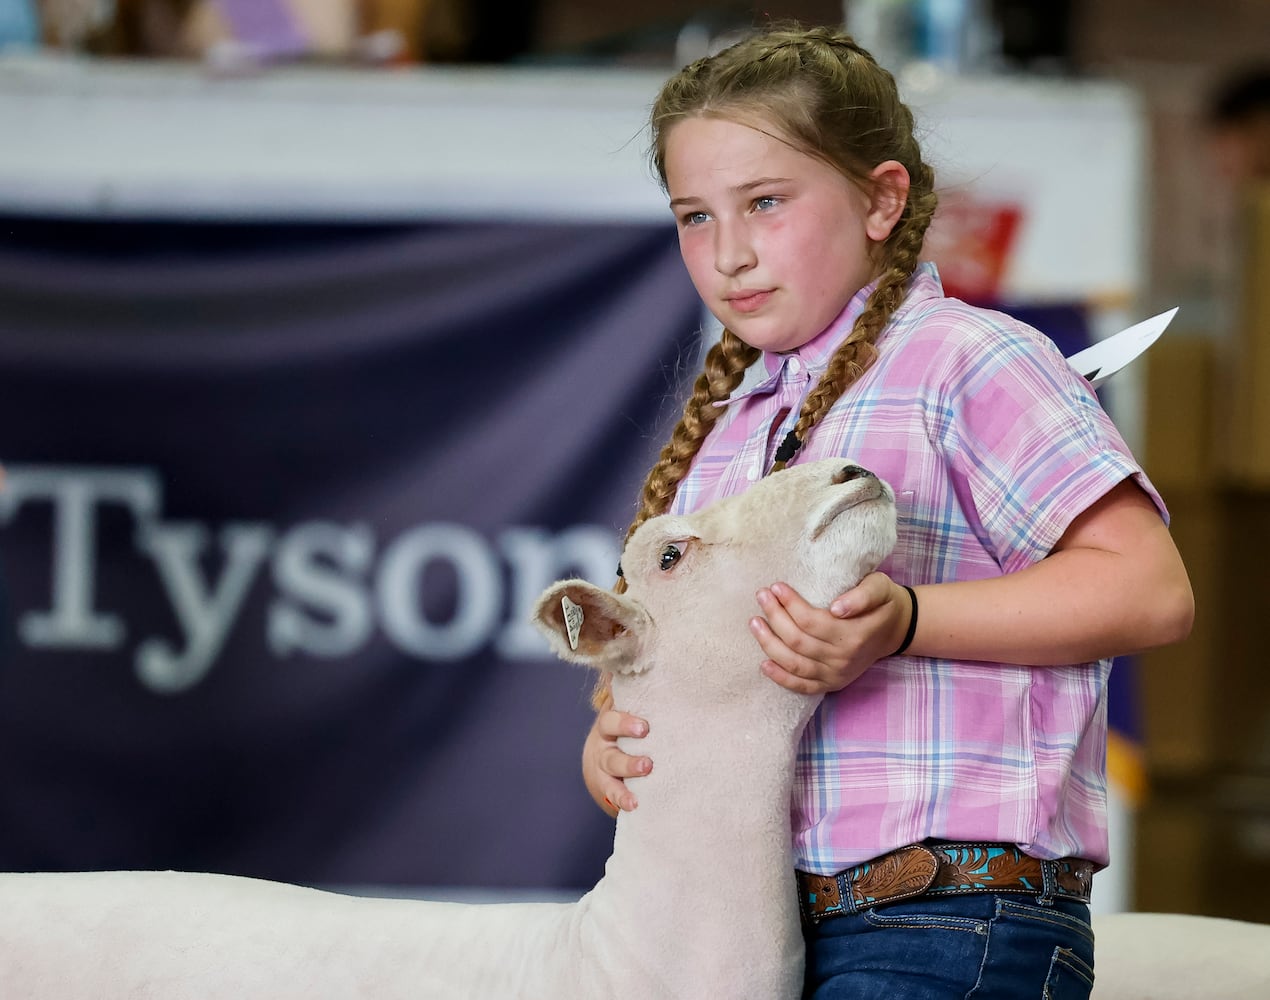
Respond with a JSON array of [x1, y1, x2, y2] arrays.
[[662, 116, 826, 194]]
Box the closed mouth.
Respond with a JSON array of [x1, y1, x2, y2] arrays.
[[809, 479, 891, 539], [725, 289, 773, 313]]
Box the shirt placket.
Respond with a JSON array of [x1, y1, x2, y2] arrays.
[[758, 356, 813, 477]]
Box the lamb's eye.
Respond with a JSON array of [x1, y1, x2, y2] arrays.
[[659, 544, 682, 571]]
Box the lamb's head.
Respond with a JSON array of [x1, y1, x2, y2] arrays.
[[532, 460, 897, 715]]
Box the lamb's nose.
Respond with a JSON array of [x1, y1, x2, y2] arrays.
[[833, 464, 876, 484]]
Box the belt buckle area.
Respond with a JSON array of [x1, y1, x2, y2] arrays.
[[1055, 859, 1095, 901], [843, 843, 941, 910]]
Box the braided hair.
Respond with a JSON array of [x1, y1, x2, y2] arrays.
[[644, 26, 939, 517], [589, 25, 939, 706], [596, 25, 937, 707]]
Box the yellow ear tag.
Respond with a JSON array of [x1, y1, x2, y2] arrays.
[[562, 595, 584, 651]]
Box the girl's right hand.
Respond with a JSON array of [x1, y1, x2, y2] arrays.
[[583, 708, 652, 816]]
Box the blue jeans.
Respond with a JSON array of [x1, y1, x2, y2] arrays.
[[802, 894, 1094, 999]]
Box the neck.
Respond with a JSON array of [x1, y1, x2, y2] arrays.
[[580, 668, 816, 997]]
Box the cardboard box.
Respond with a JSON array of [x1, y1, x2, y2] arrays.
[[1221, 186, 1270, 488], [1137, 495, 1223, 776], [1138, 491, 1270, 778], [1210, 491, 1270, 769], [1142, 333, 1217, 497], [1134, 785, 1270, 921]]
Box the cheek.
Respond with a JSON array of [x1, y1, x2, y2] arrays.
[[677, 231, 716, 291], [803, 228, 874, 300]]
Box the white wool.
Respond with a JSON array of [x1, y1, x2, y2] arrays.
[[1090, 912, 1270, 999], [0, 459, 897, 1000]]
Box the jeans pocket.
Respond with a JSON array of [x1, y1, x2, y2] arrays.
[[996, 898, 1095, 949], [1044, 944, 1095, 999], [860, 906, 991, 935], [980, 899, 1093, 1000]]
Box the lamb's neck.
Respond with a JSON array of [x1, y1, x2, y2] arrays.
[[620, 705, 802, 810], [611, 669, 815, 822], [578, 687, 813, 997]]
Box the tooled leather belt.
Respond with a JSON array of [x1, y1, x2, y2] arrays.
[[796, 842, 1095, 924]]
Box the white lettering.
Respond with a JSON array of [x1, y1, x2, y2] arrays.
[[0, 465, 624, 690], [0, 466, 160, 649], [377, 523, 500, 660], [268, 522, 374, 658], [135, 522, 273, 693]]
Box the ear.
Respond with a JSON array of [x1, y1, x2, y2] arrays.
[[532, 579, 651, 675], [864, 160, 911, 242]]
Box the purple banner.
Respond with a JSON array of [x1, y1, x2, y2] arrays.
[[0, 216, 701, 891]]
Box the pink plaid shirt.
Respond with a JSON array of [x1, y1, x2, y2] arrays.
[[670, 264, 1165, 872]]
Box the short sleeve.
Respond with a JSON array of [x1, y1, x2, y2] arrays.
[[930, 310, 1165, 575]]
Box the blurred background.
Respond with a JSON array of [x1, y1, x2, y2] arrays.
[[0, 0, 1268, 920]]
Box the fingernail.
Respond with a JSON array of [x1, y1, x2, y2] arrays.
[[830, 602, 845, 617], [632, 720, 648, 737], [638, 758, 652, 774]]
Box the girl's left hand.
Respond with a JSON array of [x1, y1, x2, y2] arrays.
[[750, 572, 911, 694]]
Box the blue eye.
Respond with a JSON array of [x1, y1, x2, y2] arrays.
[[682, 211, 710, 226], [659, 544, 682, 571], [754, 196, 779, 212]]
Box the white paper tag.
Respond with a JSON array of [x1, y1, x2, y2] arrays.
[[561, 595, 584, 651]]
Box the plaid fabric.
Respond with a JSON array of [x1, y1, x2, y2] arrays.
[[670, 264, 1165, 872]]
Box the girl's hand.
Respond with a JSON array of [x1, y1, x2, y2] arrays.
[[582, 707, 652, 816], [750, 572, 913, 695]]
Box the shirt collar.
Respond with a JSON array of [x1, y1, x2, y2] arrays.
[[722, 262, 944, 405]]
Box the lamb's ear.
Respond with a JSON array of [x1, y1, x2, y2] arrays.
[[532, 579, 650, 675]]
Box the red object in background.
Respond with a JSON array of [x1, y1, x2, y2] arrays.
[[923, 194, 1024, 303]]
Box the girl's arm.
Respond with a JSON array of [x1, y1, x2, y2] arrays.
[[753, 478, 1194, 694]]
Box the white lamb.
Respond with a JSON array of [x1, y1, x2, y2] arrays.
[[0, 458, 898, 1000], [1090, 911, 1270, 999]]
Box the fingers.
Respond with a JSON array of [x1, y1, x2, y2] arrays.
[[595, 708, 649, 741], [598, 740, 653, 780], [749, 614, 836, 695], [598, 751, 651, 813], [753, 584, 839, 661], [592, 709, 652, 813], [830, 571, 893, 618], [760, 654, 831, 696], [750, 581, 877, 695], [758, 582, 819, 631]]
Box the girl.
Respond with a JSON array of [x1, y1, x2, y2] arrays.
[[583, 24, 1193, 1000]]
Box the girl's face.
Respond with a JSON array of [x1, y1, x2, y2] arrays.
[[663, 116, 906, 353]]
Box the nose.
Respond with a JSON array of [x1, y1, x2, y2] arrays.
[[832, 464, 876, 484], [713, 218, 756, 276]]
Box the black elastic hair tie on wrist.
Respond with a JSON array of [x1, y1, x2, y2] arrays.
[[890, 585, 918, 657]]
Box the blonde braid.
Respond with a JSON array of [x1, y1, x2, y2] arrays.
[[767, 39, 941, 471], [593, 329, 757, 708], [770, 173, 937, 470], [619, 328, 759, 563]]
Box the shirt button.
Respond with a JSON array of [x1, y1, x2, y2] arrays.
[[746, 466, 761, 481], [787, 357, 802, 374]]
